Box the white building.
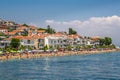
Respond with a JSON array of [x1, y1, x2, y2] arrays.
[[21, 39, 35, 48], [67, 34, 83, 47], [82, 37, 100, 46], [45, 35, 67, 49], [0, 40, 10, 48], [0, 29, 8, 33]]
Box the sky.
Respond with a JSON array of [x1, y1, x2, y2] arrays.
[[0, 0, 120, 45]]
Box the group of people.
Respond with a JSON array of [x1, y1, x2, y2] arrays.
[[0, 48, 117, 61]]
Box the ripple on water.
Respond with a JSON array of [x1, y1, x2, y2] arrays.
[[0, 52, 120, 80]]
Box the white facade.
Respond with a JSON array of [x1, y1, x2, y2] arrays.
[[83, 38, 100, 46], [45, 35, 67, 49], [0, 29, 8, 33], [68, 37, 83, 47], [38, 38, 44, 49], [21, 39, 34, 47], [0, 40, 10, 48]]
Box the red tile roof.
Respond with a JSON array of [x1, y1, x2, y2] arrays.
[[68, 34, 82, 39]]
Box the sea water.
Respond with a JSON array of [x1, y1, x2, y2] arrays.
[[0, 52, 120, 80]]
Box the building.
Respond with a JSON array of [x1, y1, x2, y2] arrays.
[[67, 34, 83, 47], [91, 37, 100, 46], [0, 38, 11, 48], [45, 34, 67, 49], [37, 30, 46, 34], [0, 28, 8, 33]]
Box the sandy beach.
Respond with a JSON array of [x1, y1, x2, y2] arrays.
[[0, 49, 119, 61]]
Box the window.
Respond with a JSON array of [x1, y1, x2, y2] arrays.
[[63, 40, 66, 42], [38, 39, 40, 42], [1, 43, 4, 46], [74, 38, 76, 41], [27, 40, 30, 44], [51, 40, 53, 43]]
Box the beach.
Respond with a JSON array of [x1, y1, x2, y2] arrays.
[[0, 49, 119, 61]]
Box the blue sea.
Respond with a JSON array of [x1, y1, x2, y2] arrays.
[[0, 52, 120, 80]]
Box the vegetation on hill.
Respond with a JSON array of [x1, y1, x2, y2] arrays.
[[99, 37, 112, 46], [38, 28, 46, 30], [45, 25, 56, 34], [68, 28, 77, 35], [0, 33, 5, 36], [22, 24, 29, 27], [10, 38, 20, 48], [98, 37, 116, 49]]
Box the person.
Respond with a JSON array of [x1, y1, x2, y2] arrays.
[[26, 52, 29, 58], [5, 53, 9, 59], [19, 52, 22, 59]]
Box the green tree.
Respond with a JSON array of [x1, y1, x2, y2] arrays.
[[86, 45, 93, 49], [104, 37, 112, 45], [75, 45, 80, 50], [66, 45, 72, 51], [6, 47, 11, 52], [0, 33, 5, 36], [22, 23, 29, 27], [20, 45, 26, 50], [46, 25, 56, 34], [10, 38, 20, 48], [56, 45, 60, 50], [38, 28, 46, 30], [43, 45, 48, 51], [99, 37, 112, 46], [27, 46, 33, 50], [49, 45, 53, 51], [68, 28, 77, 35], [99, 38, 105, 46]]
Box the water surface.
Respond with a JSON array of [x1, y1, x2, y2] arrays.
[[0, 52, 120, 80]]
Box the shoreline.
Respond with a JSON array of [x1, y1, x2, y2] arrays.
[[0, 49, 119, 61]]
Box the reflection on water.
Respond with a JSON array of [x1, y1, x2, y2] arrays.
[[0, 52, 120, 80], [43, 57, 50, 71]]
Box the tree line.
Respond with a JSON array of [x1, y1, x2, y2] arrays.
[[38, 25, 77, 35], [99, 37, 112, 46]]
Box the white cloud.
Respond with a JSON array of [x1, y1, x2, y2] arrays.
[[45, 15, 120, 45], [46, 20, 61, 25], [29, 22, 38, 26]]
